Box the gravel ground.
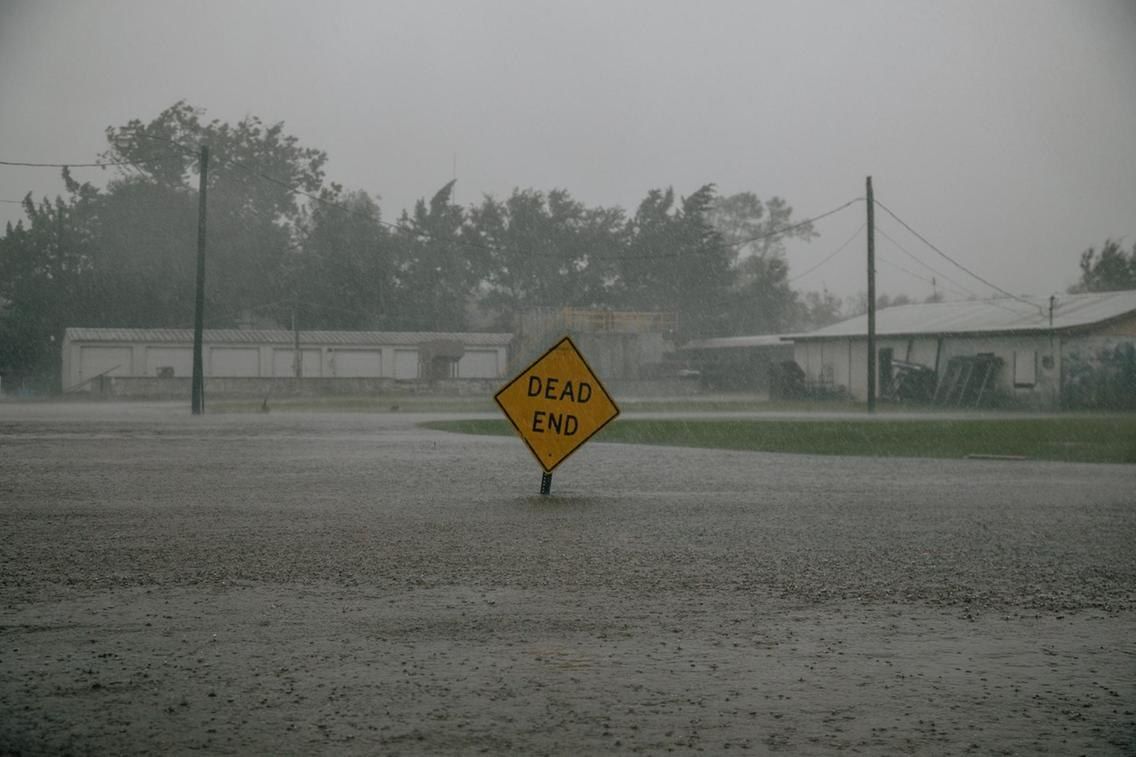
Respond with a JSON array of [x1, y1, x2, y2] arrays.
[[1, 403, 1134, 755]]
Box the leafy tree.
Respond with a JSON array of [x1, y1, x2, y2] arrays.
[[708, 192, 819, 336], [468, 188, 622, 327], [725, 255, 798, 334], [391, 181, 480, 331], [0, 102, 338, 389], [615, 185, 733, 338], [74, 174, 199, 326], [293, 189, 393, 329], [708, 192, 817, 260], [797, 289, 844, 330], [0, 192, 99, 390], [1071, 239, 1136, 293], [101, 101, 329, 317]]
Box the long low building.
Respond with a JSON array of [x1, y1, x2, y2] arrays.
[[62, 328, 512, 391], [790, 290, 1136, 409]]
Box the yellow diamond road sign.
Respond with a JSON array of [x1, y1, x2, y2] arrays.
[[495, 336, 620, 473]]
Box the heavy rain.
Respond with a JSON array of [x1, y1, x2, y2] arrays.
[[2, 1, 1135, 754]]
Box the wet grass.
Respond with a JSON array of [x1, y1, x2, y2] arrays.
[[206, 395, 909, 415], [208, 395, 498, 413], [422, 416, 1136, 464]]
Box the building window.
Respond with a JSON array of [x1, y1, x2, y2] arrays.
[[1013, 350, 1037, 388]]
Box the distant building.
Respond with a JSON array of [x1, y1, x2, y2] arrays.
[[62, 328, 512, 396], [512, 308, 682, 391], [789, 290, 1136, 409], [677, 335, 794, 392]]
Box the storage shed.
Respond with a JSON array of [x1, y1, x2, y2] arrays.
[[789, 290, 1136, 409], [678, 335, 794, 391], [62, 328, 512, 392]]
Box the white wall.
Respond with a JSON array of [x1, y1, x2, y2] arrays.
[[795, 333, 1061, 404], [64, 335, 507, 387]]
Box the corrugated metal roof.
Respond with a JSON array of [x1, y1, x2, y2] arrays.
[[793, 290, 1136, 340], [64, 327, 513, 347]]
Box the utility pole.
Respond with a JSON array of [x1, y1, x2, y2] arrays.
[[191, 145, 208, 415], [55, 206, 65, 395], [292, 302, 302, 378], [866, 176, 876, 414]]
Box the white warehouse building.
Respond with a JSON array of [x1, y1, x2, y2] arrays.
[[788, 290, 1136, 409], [62, 327, 512, 393]]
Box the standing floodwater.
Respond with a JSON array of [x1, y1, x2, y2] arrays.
[[1, 405, 1133, 754]]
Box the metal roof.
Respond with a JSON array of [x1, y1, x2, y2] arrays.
[[63, 327, 513, 347], [793, 290, 1136, 341]]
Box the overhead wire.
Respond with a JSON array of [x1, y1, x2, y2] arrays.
[[788, 223, 864, 283], [875, 223, 982, 300], [4, 139, 865, 264], [0, 159, 125, 168], [727, 198, 862, 249], [875, 256, 972, 300], [873, 197, 1044, 314], [875, 232, 1028, 314]]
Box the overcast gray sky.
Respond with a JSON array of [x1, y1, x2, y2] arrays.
[[2, 0, 1134, 303]]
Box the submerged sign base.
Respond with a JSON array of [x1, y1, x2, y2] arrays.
[[495, 336, 620, 482]]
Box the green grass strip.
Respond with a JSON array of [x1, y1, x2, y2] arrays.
[[422, 416, 1136, 464]]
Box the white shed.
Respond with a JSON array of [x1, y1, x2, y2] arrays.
[[788, 290, 1136, 409], [61, 328, 512, 391]]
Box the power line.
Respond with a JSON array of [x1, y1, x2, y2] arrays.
[[876, 225, 1025, 318], [876, 254, 1029, 315], [875, 255, 969, 298], [875, 224, 983, 300], [873, 198, 1042, 313], [4, 137, 864, 265], [727, 198, 862, 249], [0, 159, 125, 168], [788, 223, 864, 283]]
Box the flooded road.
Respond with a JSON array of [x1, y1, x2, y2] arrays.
[[2, 404, 1134, 754]]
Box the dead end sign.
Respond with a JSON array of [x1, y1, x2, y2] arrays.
[[495, 336, 620, 475]]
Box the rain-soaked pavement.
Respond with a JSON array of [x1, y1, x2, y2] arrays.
[[1, 402, 1134, 755]]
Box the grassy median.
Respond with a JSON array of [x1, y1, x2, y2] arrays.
[[422, 416, 1136, 464]]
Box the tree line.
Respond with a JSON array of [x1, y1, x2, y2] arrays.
[[3, 102, 1127, 391], [0, 103, 841, 390]]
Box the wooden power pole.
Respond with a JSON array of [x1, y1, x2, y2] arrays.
[[292, 303, 302, 378], [866, 176, 876, 414], [191, 145, 208, 415]]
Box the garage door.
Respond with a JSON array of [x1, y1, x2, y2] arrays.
[[459, 349, 499, 378], [331, 350, 381, 378], [394, 349, 419, 379], [210, 348, 260, 377], [79, 346, 132, 381]]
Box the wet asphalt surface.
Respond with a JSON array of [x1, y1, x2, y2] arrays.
[[1, 403, 1134, 755]]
